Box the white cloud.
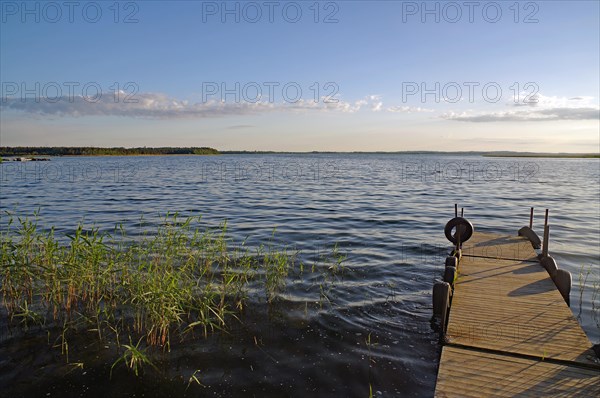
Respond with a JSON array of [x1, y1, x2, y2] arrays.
[[386, 106, 434, 113], [443, 94, 599, 122], [512, 93, 596, 108], [0, 92, 388, 119], [442, 108, 599, 122]]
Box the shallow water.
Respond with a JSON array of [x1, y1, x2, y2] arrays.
[[1, 154, 598, 397]]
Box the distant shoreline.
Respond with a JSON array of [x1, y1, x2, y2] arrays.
[[0, 146, 219, 157], [1, 147, 598, 159], [482, 154, 599, 159]]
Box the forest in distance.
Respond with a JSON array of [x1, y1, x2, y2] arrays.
[[0, 146, 220, 157]]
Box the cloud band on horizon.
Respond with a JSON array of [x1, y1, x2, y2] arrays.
[[1, 91, 597, 123]]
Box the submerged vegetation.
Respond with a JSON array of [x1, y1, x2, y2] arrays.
[[0, 211, 346, 380]]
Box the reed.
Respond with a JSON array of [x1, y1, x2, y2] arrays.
[[111, 336, 158, 378], [0, 210, 346, 380], [578, 263, 600, 336]]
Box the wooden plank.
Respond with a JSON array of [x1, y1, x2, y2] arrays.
[[446, 248, 596, 365], [436, 231, 599, 397], [461, 232, 538, 262], [435, 346, 600, 398]]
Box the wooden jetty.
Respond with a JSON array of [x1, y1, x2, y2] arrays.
[[433, 210, 600, 397]]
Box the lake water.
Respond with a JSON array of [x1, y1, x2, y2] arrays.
[[1, 154, 598, 397]]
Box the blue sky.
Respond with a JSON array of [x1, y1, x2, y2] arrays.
[[1, 1, 599, 151]]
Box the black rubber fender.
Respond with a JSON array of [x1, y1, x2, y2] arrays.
[[444, 217, 474, 245], [444, 266, 457, 285], [445, 256, 458, 268], [518, 226, 542, 249]]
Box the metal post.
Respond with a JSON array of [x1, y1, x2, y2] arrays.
[[544, 209, 549, 229], [529, 207, 534, 229], [455, 203, 458, 217], [461, 208, 464, 217], [542, 225, 550, 257]]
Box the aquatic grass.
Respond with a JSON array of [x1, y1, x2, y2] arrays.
[[66, 362, 85, 375], [0, 210, 347, 381], [111, 336, 158, 378], [578, 264, 600, 338], [328, 243, 347, 274], [12, 300, 43, 330], [260, 242, 296, 302], [312, 242, 350, 308], [186, 369, 204, 390], [2, 212, 238, 348], [365, 332, 377, 398], [578, 264, 592, 316]]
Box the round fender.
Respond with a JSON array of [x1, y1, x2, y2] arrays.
[[444, 217, 474, 245], [444, 266, 457, 285], [445, 256, 458, 268], [554, 269, 571, 307], [433, 282, 452, 325], [541, 256, 558, 279]]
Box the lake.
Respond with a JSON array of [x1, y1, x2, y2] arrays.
[[1, 154, 598, 397]]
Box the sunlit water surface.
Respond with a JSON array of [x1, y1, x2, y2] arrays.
[[1, 154, 598, 397]]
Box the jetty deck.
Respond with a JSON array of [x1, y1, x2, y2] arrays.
[[434, 232, 600, 397]]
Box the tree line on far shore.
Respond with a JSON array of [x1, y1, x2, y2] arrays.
[[0, 147, 220, 157]]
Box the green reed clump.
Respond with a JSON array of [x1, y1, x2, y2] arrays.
[[0, 212, 342, 349], [259, 242, 296, 302], [0, 210, 347, 378]]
